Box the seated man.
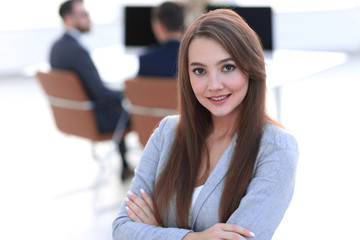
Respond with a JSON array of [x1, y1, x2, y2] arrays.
[[138, 1, 184, 77], [50, 0, 132, 180]]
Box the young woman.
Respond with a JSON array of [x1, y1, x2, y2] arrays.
[[113, 9, 298, 240]]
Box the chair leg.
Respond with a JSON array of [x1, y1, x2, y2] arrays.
[[53, 141, 117, 199], [90, 141, 117, 189], [53, 109, 128, 205]]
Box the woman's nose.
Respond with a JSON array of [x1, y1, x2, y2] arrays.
[[208, 72, 224, 91]]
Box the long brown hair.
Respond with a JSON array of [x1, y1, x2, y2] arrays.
[[152, 9, 268, 228]]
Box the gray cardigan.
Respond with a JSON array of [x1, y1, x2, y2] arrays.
[[113, 115, 299, 240]]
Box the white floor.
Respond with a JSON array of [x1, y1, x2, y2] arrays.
[[0, 52, 359, 240]]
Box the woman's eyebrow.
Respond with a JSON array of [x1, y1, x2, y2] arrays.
[[189, 57, 233, 67], [189, 62, 205, 67], [217, 57, 233, 65]]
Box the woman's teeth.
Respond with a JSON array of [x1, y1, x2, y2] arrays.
[[211, 95, 227, 101]]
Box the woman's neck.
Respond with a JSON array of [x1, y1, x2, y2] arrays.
[[210, 114, 238, 140], [196, 114, 237, 186]]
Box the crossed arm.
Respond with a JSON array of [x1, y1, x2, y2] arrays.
[[124, 188, 255, 240]]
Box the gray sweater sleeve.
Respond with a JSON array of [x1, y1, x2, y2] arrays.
[[112, 116, 192, 240], [226, 124, 299, 239]]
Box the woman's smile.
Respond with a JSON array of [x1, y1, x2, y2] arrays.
[[208, 94, 231, 104]]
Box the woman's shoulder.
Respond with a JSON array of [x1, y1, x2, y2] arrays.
[[261, 122, 298, 151], [157, 115, 179, 133], [256, 122, 299, 178], [145, 115, 179, 158], [149, 115, 179, 145]]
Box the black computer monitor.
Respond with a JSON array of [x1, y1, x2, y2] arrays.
[[207, 6, 273, 50], [124, 5, 273, 50], [124, 6, 157, 47]]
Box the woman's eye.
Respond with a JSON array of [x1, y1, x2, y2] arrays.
[[193, 68, 205, 75], [223, 65, 235, 72]]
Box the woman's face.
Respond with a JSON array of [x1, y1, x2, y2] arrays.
[[188, 37, 249, 120]]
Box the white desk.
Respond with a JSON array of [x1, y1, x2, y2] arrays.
[[264, 50, 347, 87], [264, 50, 347, 121], [91, 44, 140, 90]]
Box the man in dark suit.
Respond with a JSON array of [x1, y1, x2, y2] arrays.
[[50, 0, 133, 180], [138, 2, 184, 77]]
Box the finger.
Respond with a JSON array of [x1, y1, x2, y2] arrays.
[[206, 224, 245, 240], [128, 191, 154, 219], [219, 231, 246, 240], [140, 189, 155, 212], [221, 224, 255, 238], [125, 205, 142, 222], [125, 193, 160, 226], [126, 194, 155, 223], [124, 196, 149, 222]]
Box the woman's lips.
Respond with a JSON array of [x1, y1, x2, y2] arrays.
[[208, 94, 231, 104]]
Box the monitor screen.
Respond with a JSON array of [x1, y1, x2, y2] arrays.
[[207, 6, 273, 50], [124, 6, 157, 47], [124, 5, 273, 50]]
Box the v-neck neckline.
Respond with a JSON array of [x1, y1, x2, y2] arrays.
[[190, 134, 237, 226]]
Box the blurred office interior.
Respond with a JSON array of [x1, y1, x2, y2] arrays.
[[0, 0, 359, 239]]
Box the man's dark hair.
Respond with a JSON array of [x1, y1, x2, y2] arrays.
[[152, 2, 184, 32], [59, 0, 82, 18]]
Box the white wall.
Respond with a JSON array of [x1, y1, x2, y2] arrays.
[[274, 7, 360, 52], [0, 23, 120, 75], [0, 7, 359, 75]]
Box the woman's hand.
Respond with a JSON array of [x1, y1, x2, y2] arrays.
[[183, 223, 255, 240], [124, 189, 160, 226]]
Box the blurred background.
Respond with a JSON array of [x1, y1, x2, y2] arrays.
[[0, 0, 359, 239]]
